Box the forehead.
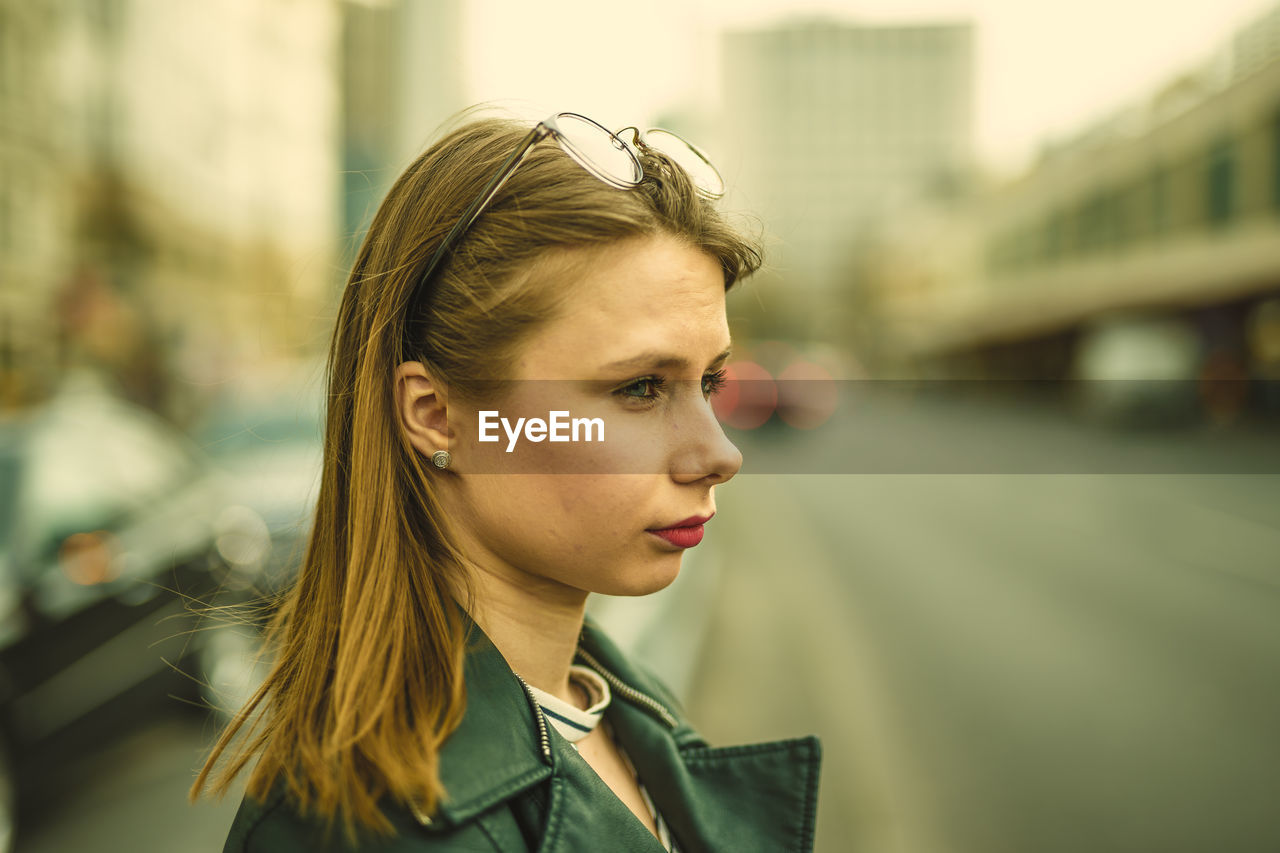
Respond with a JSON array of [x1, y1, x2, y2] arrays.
[[518, 235, 730, 376]]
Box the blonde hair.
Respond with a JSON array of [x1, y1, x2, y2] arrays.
[[191, 112, 762, 843]]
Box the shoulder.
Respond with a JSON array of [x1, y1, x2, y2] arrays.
[[221, 786, 529, 853]]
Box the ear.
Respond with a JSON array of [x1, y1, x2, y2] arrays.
[[394, 361, 451, 460]]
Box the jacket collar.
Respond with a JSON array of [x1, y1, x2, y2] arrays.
[[424, 607, 696, 809], [422, 610, 821, 853], [423, 610, 698, 826], [422, 614, 552, 827]]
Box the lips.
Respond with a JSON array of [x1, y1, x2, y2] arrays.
[[652, 513, 714, 529], [647, 513, 714, 549]]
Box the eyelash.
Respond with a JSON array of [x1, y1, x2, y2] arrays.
[[615, 368, 729, 405]]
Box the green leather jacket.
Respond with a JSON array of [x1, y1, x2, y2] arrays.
[[221, 615, 822, 852]]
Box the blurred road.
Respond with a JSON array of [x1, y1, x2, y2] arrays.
[[690, 403, 1280, 852], [19, 709, 243, 853], [19, 395, 1280, 853]]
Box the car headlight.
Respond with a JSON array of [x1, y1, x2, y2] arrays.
[[214, 505, 271, 577]]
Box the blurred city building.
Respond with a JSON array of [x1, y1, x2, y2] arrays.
[[340, 0, 464, 252], [860, 2, 1280, 420], [1233, 2, 1280, 81], [720, 17, 975, 341], [0, 0, 341, 421], [1, 4, 67, 410]]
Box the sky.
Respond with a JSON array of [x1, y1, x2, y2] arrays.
[[463, 0, 1279, 175]]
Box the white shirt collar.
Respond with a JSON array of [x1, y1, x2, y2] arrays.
[[522, 664, 611, 743]]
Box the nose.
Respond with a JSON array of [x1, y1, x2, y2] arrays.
[[670, 394, 744, 485]]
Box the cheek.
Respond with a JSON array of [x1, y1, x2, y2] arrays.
[[463, 475, 665, 577], [522, 476, 642, 540], [553, 475, 663, 529]]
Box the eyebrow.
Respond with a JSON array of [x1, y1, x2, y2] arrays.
[[601, 346, 733, 373]]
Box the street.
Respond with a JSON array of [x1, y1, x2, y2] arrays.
[[691, 397, 1280, 852], [19, 393, 1280, 853], [18, 710, 243, 853]]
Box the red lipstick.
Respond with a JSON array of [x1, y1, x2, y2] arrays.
[[647, 514, 713, 549]]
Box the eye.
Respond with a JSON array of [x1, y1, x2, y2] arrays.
[[615, 376, 666, 400], [702, 367, 729, 397]]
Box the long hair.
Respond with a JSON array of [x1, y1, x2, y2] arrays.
[[190, 111, 762, 842]]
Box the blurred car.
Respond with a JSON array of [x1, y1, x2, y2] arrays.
[[193, 363, 324, 587], [0, 374, 270, 849], [1071, 313, 1203, 426]]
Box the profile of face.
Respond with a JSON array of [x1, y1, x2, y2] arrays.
[[398, 232, 743, 601]]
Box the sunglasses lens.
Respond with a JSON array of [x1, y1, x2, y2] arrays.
[[642, 129, 726, 198], [554, 113, 643, 187]]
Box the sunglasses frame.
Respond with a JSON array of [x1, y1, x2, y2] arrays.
[[403, 112, 724, 338]]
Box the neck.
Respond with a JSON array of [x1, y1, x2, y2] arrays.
[[465, 559, 588, 706]]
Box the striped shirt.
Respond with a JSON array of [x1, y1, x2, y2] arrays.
[[523, 665, 681, 852]]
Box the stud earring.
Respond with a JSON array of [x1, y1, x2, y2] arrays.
[[431, 450, 452, 469]]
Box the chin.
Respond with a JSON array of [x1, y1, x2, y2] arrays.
[[601, 553, 683, 597]]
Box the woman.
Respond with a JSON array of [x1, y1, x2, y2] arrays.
[[194, 111, 822, 852]]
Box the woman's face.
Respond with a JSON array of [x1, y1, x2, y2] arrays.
[[442, 232, 743, 598]]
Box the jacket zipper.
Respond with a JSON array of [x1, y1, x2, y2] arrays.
[[575, 648, 678, 729], [512, 671, 554, 762], [412, 673, 552, 826]]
